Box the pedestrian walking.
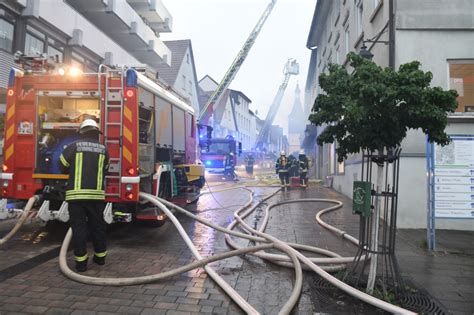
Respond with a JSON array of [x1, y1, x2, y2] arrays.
[[59, 119, 109, 272], [298, 149, 309, 188], [276, 151, 290, 187]]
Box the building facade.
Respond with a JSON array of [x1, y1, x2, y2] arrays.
[[157, 40, 200, 113], [306, 0, 474, 230], [0, 0, 173, 114]]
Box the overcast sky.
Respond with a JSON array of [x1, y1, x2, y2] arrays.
[[161, 0, 316, 135]]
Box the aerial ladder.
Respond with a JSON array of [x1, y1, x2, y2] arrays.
[[254, 58, 299, 151], [198, 0, 277, 126]]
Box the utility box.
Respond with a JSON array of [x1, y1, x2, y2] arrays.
[[352, 181, 372, 216]]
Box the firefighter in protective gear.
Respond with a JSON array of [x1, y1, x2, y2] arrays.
[[298, 149, 309, 188], [59, 119, 109, 272], [276, 151, 290, 187], [245, 154, 255, 175], [225, 152, 237, 180]]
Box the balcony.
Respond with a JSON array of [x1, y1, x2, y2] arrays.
[[22, 0, 141, 66], [126, 0, 173, 33], [64, 0, 171, 67]]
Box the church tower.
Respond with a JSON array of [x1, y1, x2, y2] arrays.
[[288, 83, 306, 155]]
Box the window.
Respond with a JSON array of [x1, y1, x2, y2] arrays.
[[329, 143, 335, 175], [336, 46, 340, 64], [344, 27, 350, 56], [47, 37, 64, 62], [24, 25, 65, 62], [334, 0, 341, 25], [337, 161, 345, 174], [0, 18, 14, 52], [25, 33, 44, 56], [186, 53, 190, 64], [47, 45, 63, 63], [449, 61, 474, 112], [357, 2, 363, 36]]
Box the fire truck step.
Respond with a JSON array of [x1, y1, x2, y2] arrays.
[[105, 105, 123, 109], [105, 193, 120, 197], [105, 140, 120, 144], [106, 122, 122, 125]]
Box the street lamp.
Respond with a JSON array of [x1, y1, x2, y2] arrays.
[[359, 44, 374, 60]]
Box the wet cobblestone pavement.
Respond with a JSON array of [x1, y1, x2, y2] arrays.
[[0, 179, 473, 314]]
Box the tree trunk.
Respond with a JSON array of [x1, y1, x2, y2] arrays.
[[366, 149, 384, 293]]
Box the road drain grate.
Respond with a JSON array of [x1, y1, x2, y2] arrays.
[[310, 276, 385, 314], [309, 276, 448, 314], [399, 280, 448, 315]]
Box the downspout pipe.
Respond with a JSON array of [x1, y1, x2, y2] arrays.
[[389, 0, 395, 70]]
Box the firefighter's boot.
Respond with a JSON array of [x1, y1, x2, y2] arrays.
[[75, 259, 88, 272], [93, 252, 106, 265]]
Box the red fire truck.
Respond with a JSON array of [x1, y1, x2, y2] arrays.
[[200, 135, 241, 180], [0, 55, 204, 224]]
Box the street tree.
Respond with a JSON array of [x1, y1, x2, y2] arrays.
[[309, 52, 458, 293]]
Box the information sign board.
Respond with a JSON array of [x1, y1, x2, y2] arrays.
[[433, 136, 474, 219]]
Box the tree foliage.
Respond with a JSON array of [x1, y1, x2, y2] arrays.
[[309, 52, 458, 162]]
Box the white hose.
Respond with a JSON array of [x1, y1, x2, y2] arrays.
[[59, 228, 274, 285], [224, 190, 361, 271], [229, 192, 415, 314], [59, 192, 306, 314], [57, 185, 413, 314], [158, 195, 304, 314], [0, 196, 39, 246]]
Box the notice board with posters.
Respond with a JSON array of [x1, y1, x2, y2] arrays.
[[427, 135, 474, 249]]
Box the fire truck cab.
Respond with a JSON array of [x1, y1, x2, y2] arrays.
[[200, 135, 242, 180], [0, 55, 204, 224]]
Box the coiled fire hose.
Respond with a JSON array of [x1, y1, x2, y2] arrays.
[[58, 188, 415, 314], [0, 196, 39, 246]]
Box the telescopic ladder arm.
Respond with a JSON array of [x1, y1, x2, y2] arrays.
[[198, 0, 277, 123], [255, 59, 299, 150]]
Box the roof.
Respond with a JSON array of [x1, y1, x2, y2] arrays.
[[229, 89, 252, 104], [157, 40, 196, 86], [198, 74, 219, 87], [306, 1, 330, 48]]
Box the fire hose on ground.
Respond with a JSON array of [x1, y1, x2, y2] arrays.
[[57, 187, 414, 314], [0, 196, 39, 246]]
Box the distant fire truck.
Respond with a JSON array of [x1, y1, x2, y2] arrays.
[[0, 55, 204, 224], [200, 135, 241, 180]]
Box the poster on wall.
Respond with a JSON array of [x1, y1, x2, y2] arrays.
[[433, 135, 474, 218]]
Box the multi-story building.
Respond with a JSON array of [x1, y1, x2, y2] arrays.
[[198, 75, 255, 151], [0, 0, 173, 114], [306, 0, 474, 230], [156, 40, 200, 113]]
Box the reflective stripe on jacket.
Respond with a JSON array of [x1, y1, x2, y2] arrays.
[[299, 157, 309, 172], [276, 157, 289, 173], [59, 138, 109, 201]]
